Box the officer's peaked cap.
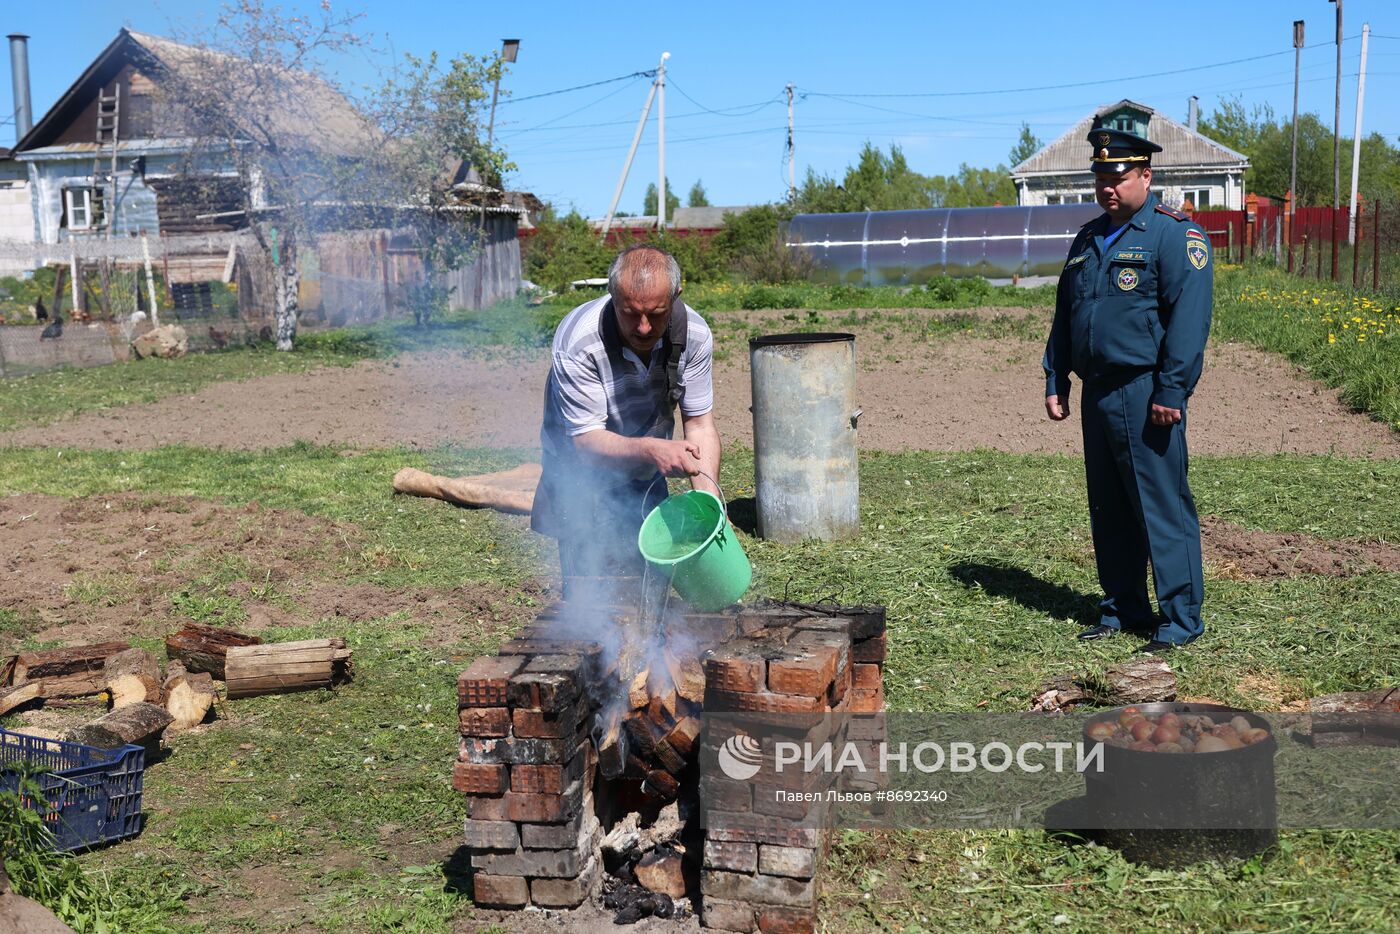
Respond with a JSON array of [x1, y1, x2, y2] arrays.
[[1087, 127, 1162, 174]]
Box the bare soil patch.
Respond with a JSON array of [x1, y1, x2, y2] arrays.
[[1201, 515, 1400, 580], [0, 491, 541, 656], [3, 320, 1396, 457]]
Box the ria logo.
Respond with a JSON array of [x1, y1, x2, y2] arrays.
[[717, 734, 763, 780]]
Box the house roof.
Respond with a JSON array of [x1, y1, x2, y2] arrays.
[[17, 28, 375, 157], [1011, 99, 1248, 177]]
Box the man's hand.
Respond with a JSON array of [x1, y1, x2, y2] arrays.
[[1149, 403, 1182, 427], [1045, 394, 1071, 421], [646, 437, 703, 477]]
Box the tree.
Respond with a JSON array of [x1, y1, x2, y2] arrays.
[[643, 180, 681, 217], [928, 163, 1017, 208], [1008, 122, 1042, 168], [795, 142, 934, 213], [157, 0, 502, 348], [687, 180, 710, 208], [1196, 96, 1400, 206]]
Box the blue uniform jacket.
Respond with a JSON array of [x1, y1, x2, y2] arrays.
[[1043, 194, 1213, 410]]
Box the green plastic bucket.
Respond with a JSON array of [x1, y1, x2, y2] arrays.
[[638, 490, 752, 611]]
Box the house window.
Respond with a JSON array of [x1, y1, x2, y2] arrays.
[[64, 187, 106, 229], [1183, 189, 1212, 210]]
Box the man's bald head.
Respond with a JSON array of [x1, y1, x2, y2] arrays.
[[607, 245, 682, 304]]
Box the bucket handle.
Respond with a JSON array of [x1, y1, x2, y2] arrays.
[[643, 470, 728, 518]]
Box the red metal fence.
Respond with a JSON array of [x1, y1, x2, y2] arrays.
[[1191, 197, 1397, 289]]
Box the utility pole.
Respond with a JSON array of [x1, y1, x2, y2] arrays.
[[1330, 0, 1342, 280], [786, 84, 796, 202], [601, 53, 666, 239], [1348, 23, 1369, 245], [657, 52, 669, 233], [1290, 20, 1304, 223]]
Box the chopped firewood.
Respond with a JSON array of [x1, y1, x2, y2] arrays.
[[67, 701, 174, 759], [13, 644, 131, 686], [662, 717, 701, 758], [104, 648, 163, 709], [634, 848, 687, 898], [641, 769, 680, 801], [224, 639, 351, 699], [628, 669, 650, 710], [653, 737, 685, 774], [1031, 657, 1176, 711], [0, 682, 43, 717], [1309, 688, 1399, 714], [646, 692, 677, 729], [166, 623, 262, 679], [1301, 688, 1400, 746], [164, 662, 219, 730], [597, 714, 627, 780], [662, 647, 705, 704], [624, 716, 661, 762]]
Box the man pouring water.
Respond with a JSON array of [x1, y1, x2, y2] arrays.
[[532, 245, 722, 591]]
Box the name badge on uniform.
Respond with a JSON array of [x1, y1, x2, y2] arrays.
[[1117, 267, 1140, 290], [1065, 252, 1088, 269]]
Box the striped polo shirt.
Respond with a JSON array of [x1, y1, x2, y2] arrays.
[[541, 295, 714, 485]]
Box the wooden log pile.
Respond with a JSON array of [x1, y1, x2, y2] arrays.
[[1029, 656, 1178, 713]]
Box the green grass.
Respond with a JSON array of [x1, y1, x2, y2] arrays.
[[1214, 264, 1400, 430], [0, 442, 1397, 931]]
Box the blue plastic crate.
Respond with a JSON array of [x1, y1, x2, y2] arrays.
[[0, 727, 145, 852]]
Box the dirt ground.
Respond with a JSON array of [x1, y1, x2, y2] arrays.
[[0, 492, 544, 658], [3, 326, 1398, 458]]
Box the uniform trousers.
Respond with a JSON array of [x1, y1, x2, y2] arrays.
[[1080, 370, 1204, 645]]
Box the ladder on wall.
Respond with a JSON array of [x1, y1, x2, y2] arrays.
[[91, 85, 120, 232]]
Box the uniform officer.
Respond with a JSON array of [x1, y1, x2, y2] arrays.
[[1043, 126, 1213, 652]]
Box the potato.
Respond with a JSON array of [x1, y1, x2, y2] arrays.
[[1130, 720, 1156, 742], [1194, 735, 1232, 753], [1087, 721, 1117, 741], [1129, 740, 1157, 752], [1241, 727, 1271, 745], [1155, 741, 1185, 753], [1230, 715, 1253, 735], [1151, 723, 1182, 745], [1158, 712, 1182, 729]]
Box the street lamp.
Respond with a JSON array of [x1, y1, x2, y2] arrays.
[[486, 38, 520, 154]]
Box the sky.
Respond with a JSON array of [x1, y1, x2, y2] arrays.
[[4, 1, 1398, 217]]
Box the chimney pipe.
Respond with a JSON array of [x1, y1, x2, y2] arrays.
[[1187, 95, 1199, 132], [8, 34, 33, 144]]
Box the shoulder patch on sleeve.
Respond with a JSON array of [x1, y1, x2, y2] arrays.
[[1154, 204, 1188, 221], [1187, 239, 1209, 270]]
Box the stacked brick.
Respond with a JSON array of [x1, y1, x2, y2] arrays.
[[697, 618, 857, 934], [455, 638, 603, 909], [832, 607, 888, 796]]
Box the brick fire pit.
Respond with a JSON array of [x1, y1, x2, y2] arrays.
[[454, 597, 888, 931]]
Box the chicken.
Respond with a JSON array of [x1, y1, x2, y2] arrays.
[[33, 297, 48, 322], [208, 325, 230, 350], [39, 315, 63, 340], [258, 325, 274, 343]]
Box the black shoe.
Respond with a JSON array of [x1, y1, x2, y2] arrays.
[[1140, 639, 1180, 654], [1077, 624, 1118, 641]]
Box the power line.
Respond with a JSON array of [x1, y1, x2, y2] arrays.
[[502, 99, 783, 136], [799, 38, 1357, 100], [508, 79, 645, 133], [496, 69, 656, 106], [666, 77, 783, 116]]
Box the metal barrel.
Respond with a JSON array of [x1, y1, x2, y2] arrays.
[[749, 332, 859, 542]]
